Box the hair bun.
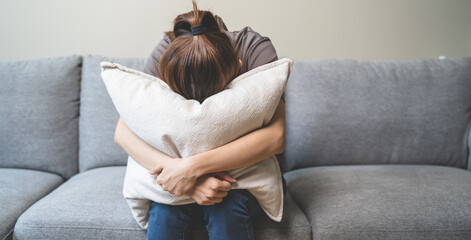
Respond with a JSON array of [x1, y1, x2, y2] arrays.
[[174, 21, 192, 38], [172, 1, 221, 39], [200, 13, 220, 33]]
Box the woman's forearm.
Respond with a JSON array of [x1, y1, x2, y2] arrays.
[[188, 99, 286, 177], [114, 117, 173, 170]]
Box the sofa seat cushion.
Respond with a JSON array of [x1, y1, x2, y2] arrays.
[[0, 168, 63, 240], [14, 166, 311, 240], [284, 164, 471, 240]]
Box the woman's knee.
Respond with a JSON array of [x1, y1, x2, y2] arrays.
[[203, 190, 260, 240], [149, 201, 195, 223], [203, 189, 259, 223], [147, 201, 194, 240]]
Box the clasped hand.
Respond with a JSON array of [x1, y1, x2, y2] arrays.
[[148, 157, 236, 205]]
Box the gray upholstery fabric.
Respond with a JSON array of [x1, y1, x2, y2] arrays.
[[283, 57, 471, 172], [14, 166, 311, 240], [0, 55, 82, 179], [0, 168, 63, 240], [285, 165, 471, 240], [79, 55, 146, 172]]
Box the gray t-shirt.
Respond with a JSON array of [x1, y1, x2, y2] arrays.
[[142, 15, 285, 101]]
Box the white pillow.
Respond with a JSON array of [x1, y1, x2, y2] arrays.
[[101, 58, 292, 229]]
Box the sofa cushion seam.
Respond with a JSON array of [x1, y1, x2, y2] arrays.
[[318, 228, 471, 232], [2, 228, 14, 240], [17, 224, 143, 231], [19, 224, 312, 231], [255, 227, 312, 230]]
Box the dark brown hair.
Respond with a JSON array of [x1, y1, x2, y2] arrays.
[[159, 1, 241, 103]]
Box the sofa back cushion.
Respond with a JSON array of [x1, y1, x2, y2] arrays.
[[79, 55, 145, 172], [283, 57, 471, 172], [0, 55, 82, 179]]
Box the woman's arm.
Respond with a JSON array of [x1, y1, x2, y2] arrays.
[[150, 98, 285, 195], [114, 117, 173, 170], [189, 98, 285, 175], [114, 117, 237, 185], [115, 118, 235, 205]]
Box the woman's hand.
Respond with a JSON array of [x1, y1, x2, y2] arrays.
[[187, 172, 236, 205], [148, 158, 237, 196], [148, 158, 198, 196]]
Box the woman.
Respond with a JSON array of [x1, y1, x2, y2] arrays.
[[114, 1, 286, 239]]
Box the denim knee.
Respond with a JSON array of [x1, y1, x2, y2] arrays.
[[147, 201, 195, 240], [203, 189, 262, 240]]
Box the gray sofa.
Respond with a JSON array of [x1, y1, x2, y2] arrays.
[[1, 55, 470, 240]]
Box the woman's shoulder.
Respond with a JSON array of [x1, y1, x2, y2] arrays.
[[227, 26, 267, 41], [225, 25, 278, 73], [215, 14, 266, 40], [223, 24, 283, 101], [216, 15, 277, 63], [142, 35, 171, 78]]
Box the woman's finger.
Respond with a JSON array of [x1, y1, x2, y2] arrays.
[[213, 172, 236, 183], [204, 189, 228, 198], [148, 166, 163, 175], [213, 190, 229, 198], [207, 197, 223, 204], [215, 180, 232, 192]]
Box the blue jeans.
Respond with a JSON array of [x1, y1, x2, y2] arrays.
[[147, 189, 264, 240]]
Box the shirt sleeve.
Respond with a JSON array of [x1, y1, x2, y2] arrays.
[[142, 34, 172, 78], [245, 33, 285, 102]]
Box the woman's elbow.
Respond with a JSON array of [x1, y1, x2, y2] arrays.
[[114, 121, 122, 146], [274, 128, 286, 155], [114, 131, 121, 146]]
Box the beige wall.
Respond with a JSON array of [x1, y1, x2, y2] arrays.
[[0, 0, 470, 62]]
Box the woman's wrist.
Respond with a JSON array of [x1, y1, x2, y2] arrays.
[[187, 155, 207, 178]]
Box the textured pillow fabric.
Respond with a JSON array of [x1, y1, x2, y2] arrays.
[[101, 58, 292, 229]]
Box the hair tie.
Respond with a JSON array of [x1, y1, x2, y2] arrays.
[[191, 24, 207, 36]]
